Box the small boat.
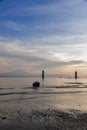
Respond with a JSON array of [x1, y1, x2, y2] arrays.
[[32, 81, 40, 87]]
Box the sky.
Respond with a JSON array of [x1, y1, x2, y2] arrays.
[[0, 0, 87, 77]]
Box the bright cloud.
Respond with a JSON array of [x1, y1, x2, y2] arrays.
[[0, 39, 86, 75]]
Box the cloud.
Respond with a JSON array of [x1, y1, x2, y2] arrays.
[[31, 43, 87, 62], [0, 40, 50, 72], [0, 41, 49, 63], [0, 37, 86, 75], [0, 0, 87, 76], [0, 37, 87, 63], [29, 34, 87, 46], [3, 21, 26, 31], [33, 20, 87, 35], [0, 0, 82, 17], [1, 2, 61, 16], [36, 60, 85, 69], [0, 0, 87, 39]]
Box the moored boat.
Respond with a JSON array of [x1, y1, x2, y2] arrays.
[[32, 81, 40, 87]]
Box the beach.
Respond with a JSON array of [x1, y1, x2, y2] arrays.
[[0, 108, 87, 130], [1, 0, 87, 129], [0, 77, 87, 129]]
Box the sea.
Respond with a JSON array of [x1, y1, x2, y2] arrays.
[[0, 77, 87, 113]]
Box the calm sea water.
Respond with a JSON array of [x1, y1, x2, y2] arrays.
[[0, 77, 87, 114]]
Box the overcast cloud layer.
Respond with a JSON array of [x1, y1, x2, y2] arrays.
[[0, 0, 87, 76]]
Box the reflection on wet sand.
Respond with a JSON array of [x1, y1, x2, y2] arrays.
[[0, 77, 87, 129]]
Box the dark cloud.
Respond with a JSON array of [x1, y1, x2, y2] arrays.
[[36, 60, 85, 69], [0, 48, 48, 63]]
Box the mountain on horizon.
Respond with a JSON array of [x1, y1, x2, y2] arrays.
[[0, 70, 31, 77], [0, 70, 73, 78]]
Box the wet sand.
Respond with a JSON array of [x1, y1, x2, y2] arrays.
[[0, 108, 87, 130], [0, 78, 87, 129]]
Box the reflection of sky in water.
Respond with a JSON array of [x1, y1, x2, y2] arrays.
[[0, 77, 87, 113]]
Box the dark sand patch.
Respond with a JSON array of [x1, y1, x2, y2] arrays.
[[0, 90, 87, 97], [0, 87, 15, 90], [65, 82, 84, 85], [0, 109, 87, 130]]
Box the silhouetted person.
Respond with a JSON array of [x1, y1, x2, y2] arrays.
[[42, 70, 44, 79], [75, 71, 77, 79]]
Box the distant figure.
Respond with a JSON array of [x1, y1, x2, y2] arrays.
[[42, 70, 45, 79], [75, 71, 77, 79]]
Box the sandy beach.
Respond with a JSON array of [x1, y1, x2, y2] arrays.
[[0, 77, 87, 130], [0, 108, 87, 130]]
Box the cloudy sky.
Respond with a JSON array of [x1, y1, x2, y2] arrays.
[[0, 0, 87, 77]]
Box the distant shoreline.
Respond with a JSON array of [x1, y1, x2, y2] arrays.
[[0, 75, 79, 78]]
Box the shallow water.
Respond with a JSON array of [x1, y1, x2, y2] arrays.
[[0, 77, 87, 114]]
